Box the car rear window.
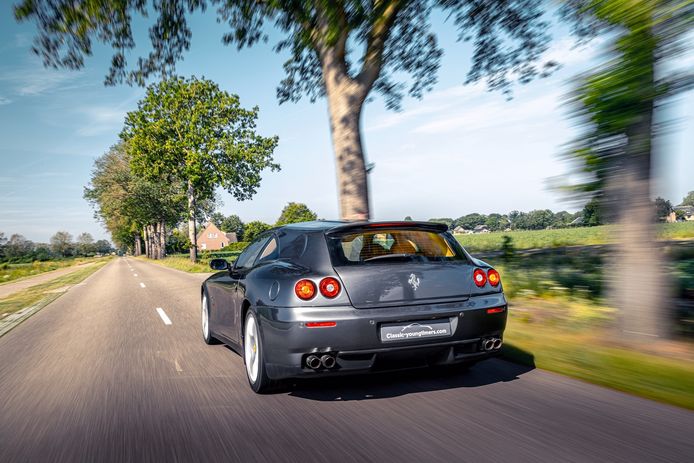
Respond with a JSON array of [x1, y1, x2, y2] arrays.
[[327, 229, 464, 265]]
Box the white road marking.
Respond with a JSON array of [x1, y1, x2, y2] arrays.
[[156, 307, 172, 325], [174, 358, 183, 372], [140, 282, 146, 288], [134, 274, 138, 277]]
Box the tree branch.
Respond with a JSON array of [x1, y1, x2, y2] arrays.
[[357, 0, 404, 91]]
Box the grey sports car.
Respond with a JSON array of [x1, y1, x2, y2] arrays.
[[201, 221, 507, 393]]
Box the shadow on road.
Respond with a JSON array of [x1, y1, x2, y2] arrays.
[[287, 354, 535, 402]]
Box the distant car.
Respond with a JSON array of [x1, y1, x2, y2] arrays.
[[201, 221, 507, 393]]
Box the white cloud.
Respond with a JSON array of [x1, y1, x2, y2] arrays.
[[0, 96, 11, 105], [0, 57, 84, 96], [75, 106, 128, 137]]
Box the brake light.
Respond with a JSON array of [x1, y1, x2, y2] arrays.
[[487, 269, 500, 287], [473, 268, 487, 287], [487, 307, 505, 314], [295, 279, 316, 300], [319, 277, 341, 298]]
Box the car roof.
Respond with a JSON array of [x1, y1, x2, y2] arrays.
[[280, 220, 348, 231], [278, 220, 448, 233]]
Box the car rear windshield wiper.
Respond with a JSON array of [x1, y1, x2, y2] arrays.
[[363, 253, 416, 263]]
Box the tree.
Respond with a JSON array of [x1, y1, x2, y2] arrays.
[[456, 213, 487, 230], [76, 232, 95, 256], [654, 197, 672, 221], [221, 215, 245, 239], [276, 202, 318, 226], [94, 240, 113, 254], [209, 212, 226, 229], [485, 213, 509, 232], [243, 221, 272, 242], [122, 77, 278, 262], [581, 198, 603, 227], [4, 234, 34, 261], [50, 231, 73, 257], [552, 211, 575, 228], [680, 191, 694, 207], [85, 143, 186, 258], [17, 0, 554, 220], [562, 0, 692, 338], [525, 209, 555, 230], [404, 216, 413, 221]]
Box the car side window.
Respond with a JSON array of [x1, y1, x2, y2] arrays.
[[235, 235, 270, 269], [256, 236, 279, 265]]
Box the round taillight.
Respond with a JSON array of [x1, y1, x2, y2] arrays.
[[295, 279, 316, 300], [487, 269, 500, 287], [473, 268, 487, 287], [319, 277, 341, 298]]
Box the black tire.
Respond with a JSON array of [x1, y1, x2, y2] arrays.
[[201, 289, 219, 345], [243, 311, 281, 393]]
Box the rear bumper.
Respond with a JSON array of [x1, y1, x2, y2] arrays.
[[255, 293, 508, 380]]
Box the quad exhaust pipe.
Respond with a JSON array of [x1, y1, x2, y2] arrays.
[[305, 353, 337, 370], [306, 355, 322, 369], [320, 354, 336, 369], [482, 337, 503, 352]]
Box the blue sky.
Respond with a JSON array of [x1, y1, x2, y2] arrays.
[[0, 8, 691, 243]]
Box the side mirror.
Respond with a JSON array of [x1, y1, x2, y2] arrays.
[[209, 258, 230, 271]]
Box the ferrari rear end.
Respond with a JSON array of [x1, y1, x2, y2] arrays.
[[258, 221, 507, 380]]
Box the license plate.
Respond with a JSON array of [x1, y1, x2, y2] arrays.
[[380, 319, 452, 343]]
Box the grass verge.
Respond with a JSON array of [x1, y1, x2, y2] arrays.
[[136, 255, 213, 273], [0, 258, 112, 336], [0, 257, 109, 285], [502, 304, 694, 410]]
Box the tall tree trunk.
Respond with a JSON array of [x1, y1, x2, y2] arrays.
[[159, 221, 166, 259], [612, 34, 669, 340], [153, 223, 160, 260], [321, 47, 371, 221], [133, 233, 141, 256], [325, 86, 370, 221], [187, 180, 198, 262], [142, 226, 149, 259]]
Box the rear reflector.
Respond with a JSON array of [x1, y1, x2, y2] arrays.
[[295, 279, 316, 300], [486, 307, 505, 314], [473, 268, 487, 287], [305, 321, 337, 328]]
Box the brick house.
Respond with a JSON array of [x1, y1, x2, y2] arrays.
[[196, 223, 238, 251]]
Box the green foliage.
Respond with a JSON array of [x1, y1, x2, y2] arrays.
[[655, 197, 673, 221], [455, 213, 487, 230], [84, 143, 184, 251], [275, 202, 317, 226], [50, 231, 74, 257], [581, 198, 603, 226], [680, 191, 694, 207], [16, 1, 554, 102], [123, 76, 279, 202], [243, 221, 271, 242], [220, 215, 244, 238]]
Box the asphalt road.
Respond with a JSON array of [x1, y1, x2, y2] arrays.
[[0, 257, 691, 463]]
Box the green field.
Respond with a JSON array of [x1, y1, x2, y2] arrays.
[[0, 257, 112, 285], [455, 222, 694, 253], [0, 258, 112, 320]]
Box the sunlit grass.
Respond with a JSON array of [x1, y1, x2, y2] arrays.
[[137, 255, 214, 273], [456, 222, 694, 253], [504, 309, 694, 409], [0, 257, 109, 285], [0, 258, 112, 318]]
